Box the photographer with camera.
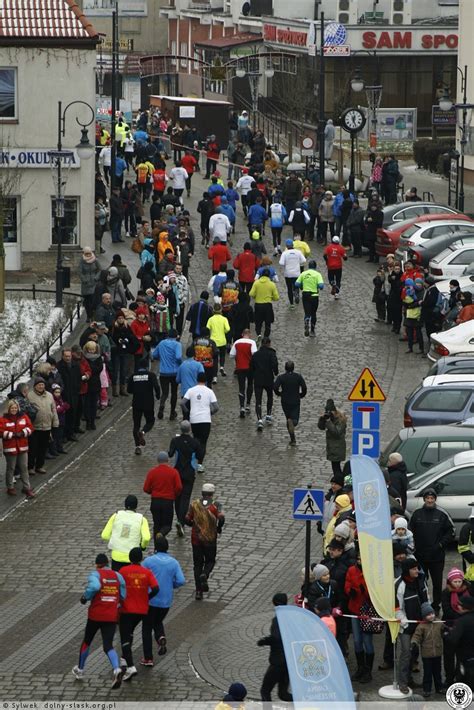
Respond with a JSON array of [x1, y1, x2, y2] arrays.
[[317, 398, 347, 476]]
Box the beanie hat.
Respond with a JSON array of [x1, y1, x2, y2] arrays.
[[421, 602, 434, 618], [388, 452, 403, 467], [108, 266, 119, 277], [330, 474, 344, 486], [180, 420, 191, 433], [285, 239, 293, 247], [334, 522, 350, 540], [157, 451, 168, 463], [202, 483, 215, 493], [394, 517, 408, 530], [124, 494, 138, 510], [272, 592, 288, 606], [423, 488, 437, 500], [225, 683, 247, 702], [33, 376, 45, 386], [129, 547, 143, 564], [392, 542, 406, 556], [447, 568, 464, 583], [328, 539, 345, 551], [402, 557, 418, 575], [335, 494, 350, 509], [313, 564, 330, 581], [136, 306, 148, 317]]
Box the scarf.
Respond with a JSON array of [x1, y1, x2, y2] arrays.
[[82, 252, 96, 264], [448, 581, 469, 614]]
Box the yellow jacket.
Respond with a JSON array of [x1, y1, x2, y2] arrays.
[[294, 239, 311, 258], [323, 502, 352, 553], [101, 510, 151, 563], [249, 276, 279, 304]]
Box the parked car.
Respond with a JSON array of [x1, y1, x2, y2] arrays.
[[429, 242, 474, 281], [427, 355, 474, 377], [428, 321, 474, 361], [376, 213, 473, 259], [403, 381, 474, 427], [406, 450, 474, 535], [422, 374, 474, 387], [408, 233, 474, 268], [380, 202, 462, 230], [380, 423, 474, 476], [395, 220, 474, 263]]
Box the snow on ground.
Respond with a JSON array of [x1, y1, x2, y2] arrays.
[[0, 296, 66, 392]]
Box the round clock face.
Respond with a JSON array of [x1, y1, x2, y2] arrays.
[[342, 108, 366, 132]]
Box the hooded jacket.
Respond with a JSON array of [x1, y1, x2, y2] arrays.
[[140, 238, 157, 269], [388, 461, 408, 508], [233, 249, 260, 283]]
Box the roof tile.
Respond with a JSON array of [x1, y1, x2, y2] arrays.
[[0, 0, 98, 40]]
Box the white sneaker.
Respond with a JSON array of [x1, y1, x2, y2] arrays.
[[335, 293, 340, 300], [123, 665, 138, 682], [257, 419, 264, 431], [265, 415, 273, 424], [72, 665, 84, 681], [197, 464, 205, 473], [212, 377, 217, 384], [125, 231, 130, 237], [111, 668, 123, 689]]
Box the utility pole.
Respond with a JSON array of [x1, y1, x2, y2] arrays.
[[318, 11, 325, 186], [110, 1, 118, 195]]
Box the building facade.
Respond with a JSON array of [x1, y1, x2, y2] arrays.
[[0, 1, 98, 273], [457, 0, 474, 184]]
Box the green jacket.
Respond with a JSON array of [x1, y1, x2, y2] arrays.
[[295, 268, 324, 294], [318, 412, 347, 462]]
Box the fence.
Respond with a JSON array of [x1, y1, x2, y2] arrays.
[[1, 287, 83, 395]]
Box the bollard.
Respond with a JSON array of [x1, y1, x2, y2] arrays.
[[32, 284, 36, 300]]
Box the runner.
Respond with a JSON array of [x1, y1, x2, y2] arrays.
[[182, 372, 219, 473], [143, 452, 183, 541], [168, 420, 204, 536], [273, 361, 307, 446], [279, 239, 306, 308], [251, 336, 279, 431], [127, 358, 161, 455], [230, 328, 257, 418], [193, 327, 218, 388], [249, 268, 279, 344], [295, 259, 324, 337], [152, 329, 182, 421], [323, 235, 347, 299], [101, 494, 151, 571], [72, 553, 126, 689]]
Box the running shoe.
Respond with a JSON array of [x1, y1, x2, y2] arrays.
[[220, 368, 227, 377], [195, 590, 203, 600], [256, 334, 262, 347], [123, 666, 137, 682], [257, 419, 264, 431], [176, 522, 184, 537], [309, 330, 316, 338], [240, 408, 246, 419], [72, 666, 84, 680], [158, 636, 167, 656], [135, 446, 142, 455], [265, 415, 273, 424], [197, 464, 205, 473], [111, 668, 123, 689], [138, 431, 146, 446], [245, 405, 251, 413], [199, 573, 209, 592], [304, 322, 309, 337], [140, 658, 154, 667], [212, 377, 217, 384]]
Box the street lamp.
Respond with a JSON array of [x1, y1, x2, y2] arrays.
[[49, 100, 95, 308], [234, 53, 276, 116], [439, 65, 474, 212], [350, 52, 382, 154]]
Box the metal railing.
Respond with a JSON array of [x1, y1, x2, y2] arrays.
[[1, 287, 83, 395], [233, 92, 294, 154]]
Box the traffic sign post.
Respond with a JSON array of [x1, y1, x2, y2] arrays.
[[349, 369, 386, 458], [293, 486, 325, 597]]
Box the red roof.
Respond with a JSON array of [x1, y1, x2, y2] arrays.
[[195, 33, 262, 49], [0, 0, 98, 41]]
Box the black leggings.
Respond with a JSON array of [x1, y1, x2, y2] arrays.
[[150, 498, 174, 540], [285, 277, 297, 305], [80, 619, 116, 661], [142, 606, 169, 661], [302, 292, 319, 329], [191, 422, 211, 463], [407, 325, 424, 352], [192, 542, 217, 590], [119, 613, 145, 667], [132, 407, 155, 446], [254, 303, 273, 337], [159, 375, 178, 413], [271, 227, 282, 248], [237, 370, 253, 408], [255, 385, 273, 420], [217, 345, 226, 368]]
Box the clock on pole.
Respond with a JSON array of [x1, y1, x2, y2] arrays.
[[340, 107, 366, 193]]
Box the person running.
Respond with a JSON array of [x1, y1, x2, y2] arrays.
[[176, 346, 204, 400], [143, 452, 183, 541], [251, 336, 278, 432], [168, 420, 204, 536], [269, 197, 287, 255], [185, 482, 225, 600], [152, 329, 182, 421], [323, 235, 347, 299], [127, 358, 161, 455], [295, 259, 324, 337], [101, 494, 151, 572], [72, 553, 126, 689], [273, 361, 307, 446], [249, 268, 279, 344], [206, 304, 230, 378], [230, 329, 257, 418], [193, 327, 218, 388], [182, 372, 219, 473], [279, 239, 306, 308], [141, 535, 186, 666], [186, 290, 213, 339], [119, 547, 159, 681], [233, 242, 261, 294], [257, 593, 293, 703]]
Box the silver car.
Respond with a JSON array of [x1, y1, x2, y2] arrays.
[[406, 449, 474, 536]]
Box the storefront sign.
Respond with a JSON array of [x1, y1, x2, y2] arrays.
[[263, 24, 307, 47], [432, 105, 457, 126], [0, 149, 81, 168], [362, 30, 458, 51]]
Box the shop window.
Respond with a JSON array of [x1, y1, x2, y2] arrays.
[[51, 198, 78, 246], [0, 68, 17, 119], [3, 197, 17, 243]]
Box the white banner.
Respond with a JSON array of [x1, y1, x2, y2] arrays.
[[0, 148, 81, 168]]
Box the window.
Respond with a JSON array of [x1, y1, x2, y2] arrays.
[[420, 440, 471, 467], [451, 250, 474, 265], [180, 42, 188, 68], [193, 50, 200, 71], [413, 389, 470, 412], [171, 40, 177, 66], [427, 226, 455, 240], [51, 198, 78, 246], [3, 197, 17, 243], [434, 466, 474, 496], [0, 68, 16, 119], [397, 206, 425, 220]]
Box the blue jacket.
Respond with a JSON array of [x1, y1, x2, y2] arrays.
[[176, 358, 204, 396], [143, 552, 185, 608], [218, 203, 236, 225], [208, 183, 225, 199], [140, 239, 156, 269], [225, 188, 240, 210], [248, 203, 268, 226], [333, 191, 354, 217], [83, 568, 126, 601], [152, 338, 182, 375], [115, 157, 127, 177], [269, 202, 287, 228]]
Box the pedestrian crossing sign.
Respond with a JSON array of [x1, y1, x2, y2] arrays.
[[293, 488, 325, 520], [348, 367, 386, 402]]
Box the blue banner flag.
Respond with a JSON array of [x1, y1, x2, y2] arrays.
[[275, 605, 356, 708]]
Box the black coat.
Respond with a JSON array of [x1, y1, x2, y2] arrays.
[[251, 346, 278, 387], [388, 461, 408, 509], [56, 360, 81, 406], [230, 301, 254, 340], [259, 616, 287, 668], [85, 355, 103, 394], [127, 368, 160, 410], [446, 610, 474, 661], [409, 505, 455, 562], [364, 209, 384, 240], [168, 433, 204, 482], [307, 579, 340, 610]]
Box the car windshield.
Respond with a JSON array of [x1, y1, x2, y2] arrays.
[[409, 455, 455, 489]]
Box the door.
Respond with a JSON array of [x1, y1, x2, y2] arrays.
[[3, 198, 20, 270]]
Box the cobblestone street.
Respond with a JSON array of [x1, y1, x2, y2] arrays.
[[0, 168, 436, 703]]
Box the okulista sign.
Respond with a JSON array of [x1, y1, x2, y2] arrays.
[[0, 148, 81, 168]]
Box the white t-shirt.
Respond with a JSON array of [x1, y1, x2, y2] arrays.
[[236, 174, 254, 195], [184, 385, 217, 424], [209, 213, 231, 241], [170, 166, 189, 190], [279, 248, 306, 277]]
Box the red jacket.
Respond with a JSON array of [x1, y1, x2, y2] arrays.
[[206, 141, 219, 161], [401, 268, 423, 283], [143, 464, 183, 500], [0, 412, 34, 454], [130, 319, 151, 355], [208, 243, 232, 272], [79, 356, 92, 395], [181, 154, 197, 176], [324, 244, 347, 270], [344, 564, 370, 615], [88, 568, 121, 622], [233, 250, 260, 283]]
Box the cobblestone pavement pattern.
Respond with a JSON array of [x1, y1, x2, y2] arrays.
[[0, 165, 452, 702]]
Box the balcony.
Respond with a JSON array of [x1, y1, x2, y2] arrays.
[[189, 0, 223, 10]]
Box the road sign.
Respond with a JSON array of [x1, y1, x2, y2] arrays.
[[352, 402, 380, 430], [348, 367, 386, 402], [293, 488, 324, 521], [352, 430, 380, 458], [301, 136, 314, 157]]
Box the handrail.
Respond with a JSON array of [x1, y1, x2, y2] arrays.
[[1, 287, 83, 395]]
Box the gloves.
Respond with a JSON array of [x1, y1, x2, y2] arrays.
[[332, 607, 343, 617], [80, 595, 87, 605]]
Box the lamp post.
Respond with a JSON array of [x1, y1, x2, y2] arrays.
[[350, 51, 382, 156], [235, 54, 275, 121], [49, 101, 95, 308], [439, 65, 474, 213]]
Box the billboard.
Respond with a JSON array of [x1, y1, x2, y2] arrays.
[[82, 0, 146, 16]]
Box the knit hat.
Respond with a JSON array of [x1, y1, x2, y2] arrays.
[[394, 517, 408, 530], [401, 557, 418, 575], [136, 306, 148, 317], [125, 494, 138, 510], [392, 542, 406, 556], [421, 602, 435, 618], [447, 568, 465, 583], [388, 452, 403, 467], [330, 474, 344, 486], [108, 266, 119, 277], [180, 420, 191, 433], [225, 683, 247, 702], [129, 547, 143, 564], [157, 451, 168, 463], [335, 494, 350, 509], [313, 564, 330, 581], [423, 488, 437, 500], [51, 383, 61, 391], [334, 521, 351, 540], [202, 483, 215, 493], [272, 592, 288, 606], [33, 376, 45, 386], [95, 553, 109, 566], [459, 595, 474, 611]]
